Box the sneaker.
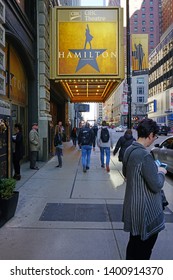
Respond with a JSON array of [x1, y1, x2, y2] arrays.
[[101, 164, 105, 168], [86, 166, 90, 170], [106, 165, 110, 172], [83, 166, 87, 173]]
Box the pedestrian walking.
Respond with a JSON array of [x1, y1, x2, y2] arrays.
[[122, 118, 167, 260], [71, 126, 78, 147], [29, 123, 40, 170], [97, 120, 113, 172], [113, 129, 136, 162], [78, 122, 95, 172], [54, 125, 63, 168], [12, 123, 23, 180], [92, 122, 98, 148]]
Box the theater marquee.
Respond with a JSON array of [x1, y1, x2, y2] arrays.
[[50, 7, 124, 79]]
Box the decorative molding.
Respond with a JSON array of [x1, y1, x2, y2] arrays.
[[0, 73, 5, 95], [0, 0, 5, 24], [0, 48, 5, 71]]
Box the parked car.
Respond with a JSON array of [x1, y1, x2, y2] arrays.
[[151, 136, 173, 174], [158, 125, 169, 136], [115, 125, 124, 132]]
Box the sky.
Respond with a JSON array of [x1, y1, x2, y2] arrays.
[[80, 0, 143, 23]]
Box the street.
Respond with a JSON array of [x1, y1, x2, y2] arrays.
[[111, 129, 173, 185]]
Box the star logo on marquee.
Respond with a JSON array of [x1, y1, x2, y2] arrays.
[[69, 24, 107, 72]]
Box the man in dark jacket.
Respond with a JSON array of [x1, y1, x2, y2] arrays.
[[12, 123, 23, 180], [78, 122, 95, 172], [113, 129, 136, 162]]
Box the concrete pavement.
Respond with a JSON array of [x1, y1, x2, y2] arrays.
[[0, 141, 173, 260]]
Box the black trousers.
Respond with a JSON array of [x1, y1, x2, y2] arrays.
[[13, 153, 21, 175], [126, 233, 158, 260]]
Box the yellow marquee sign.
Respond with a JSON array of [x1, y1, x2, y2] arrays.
[[50, 7, 124, 80]]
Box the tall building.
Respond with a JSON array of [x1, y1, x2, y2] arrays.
[[108, 0, 120, 5], [130, 0, 161, 54], [161, 0, 173, 34], [148, 0, 173, 128]]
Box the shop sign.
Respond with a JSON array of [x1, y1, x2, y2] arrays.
[[50, 7, 124, 79]]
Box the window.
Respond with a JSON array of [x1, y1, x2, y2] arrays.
[[137, 96, 144, 103], [161, 138, 173, 149], [150, 41, 154, 45], [137, 87, 144, 95], [150, 34, 154, 38], [150, 14, 153, 18], [150, 7, 153, 11], [142, 14, 146, 18], [134, 27, 138, 32], [150, 27, 154, 31], [142, 7, 145, 11], [134, 14, 138, 18], [150, 20, 154, 25], [142, 21, 146, 25], [150, 0, 153, 5], [134, 20, 138, 25], [137, 78, 144, 84], [142, 27, 146, 32]]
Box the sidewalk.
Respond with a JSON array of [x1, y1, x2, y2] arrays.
[[0, 141, 173, 260]]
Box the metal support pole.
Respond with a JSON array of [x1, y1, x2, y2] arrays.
[[126, 0, 132, 129]]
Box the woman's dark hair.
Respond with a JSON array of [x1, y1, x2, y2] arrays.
[[124, 129, 132, 136], [15, 123, 22, 132], [136, 118, 159, 138]]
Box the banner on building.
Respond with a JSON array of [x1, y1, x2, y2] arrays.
[[132, 34, 148, 76], [50, 7, 124, 79]]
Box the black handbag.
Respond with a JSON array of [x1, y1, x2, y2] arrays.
[[161, 190, 169, 210]]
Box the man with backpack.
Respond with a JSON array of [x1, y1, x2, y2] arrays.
[[97, 120, 113, 172], [78, 122, 95, 173]]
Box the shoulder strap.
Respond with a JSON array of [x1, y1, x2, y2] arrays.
[[125, 147, 139, 165]]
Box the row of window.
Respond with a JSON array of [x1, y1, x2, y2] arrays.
[[133, 27, 154, 36], [134, 13, 154, 18], [142, 0, 154, 5], [133, 20, 155, 25], [149, 80, 173, 97]]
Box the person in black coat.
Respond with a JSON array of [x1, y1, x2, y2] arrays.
[[113, 129, 136, 162], [12, 123, 23, 180], [71, 126, 78, 146]]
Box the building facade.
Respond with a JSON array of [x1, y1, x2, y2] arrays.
[[148, 24, 173, 128], [0, 0, 38, 178], [161, 0, 173, 34]]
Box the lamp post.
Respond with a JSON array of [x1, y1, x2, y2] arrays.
[[126, 0, 132, 129]]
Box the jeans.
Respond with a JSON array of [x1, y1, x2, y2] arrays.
[[100, 147, 110, 166], [56, 147, 62, 166], [81, 145, 92, 168]]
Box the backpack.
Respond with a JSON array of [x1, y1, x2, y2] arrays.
[[100, 127, 110, 143], [81, 129, 91, 145]]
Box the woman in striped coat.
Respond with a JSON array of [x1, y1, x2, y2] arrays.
[[122, 118, 167, 260]]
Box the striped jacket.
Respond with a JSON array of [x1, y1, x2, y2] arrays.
[[122, 141, 166, 240]]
